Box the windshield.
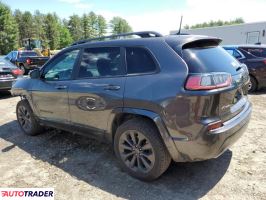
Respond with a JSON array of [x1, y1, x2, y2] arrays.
[[18, 51, 38, 57]]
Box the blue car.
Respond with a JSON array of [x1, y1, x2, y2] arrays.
[[223, 45, 266, 92]]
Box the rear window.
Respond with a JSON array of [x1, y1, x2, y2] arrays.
[[126, 47, 156, 74], [182, 46, 240, 74], [18, 51, 38, 57], [241, 47, 266, 57]]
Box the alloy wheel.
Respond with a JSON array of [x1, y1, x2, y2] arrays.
[[17, 105, 32, 132], [118, 130, 155, 173]]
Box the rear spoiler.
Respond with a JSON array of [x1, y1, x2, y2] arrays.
[[182, 38, 222, 49]]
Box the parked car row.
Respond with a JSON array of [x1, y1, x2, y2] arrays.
[[5, 50, 49, 75], [223, 45, 266, 92]]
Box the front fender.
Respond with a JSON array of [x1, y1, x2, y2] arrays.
[[11, 78, 40, 116], [11, 77, 31, 97]]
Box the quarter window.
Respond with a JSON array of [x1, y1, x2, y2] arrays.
[[126, 48, 156, 74], [78, 47, 123, 78], [43, 49, 79, 81]]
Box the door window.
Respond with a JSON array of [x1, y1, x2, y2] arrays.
[[77, 47, 123, 78], [43, 49, 79, 81]]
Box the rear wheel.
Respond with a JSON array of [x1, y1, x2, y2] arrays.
[[114, 118, 171, 181], [16, 99, 43, 136], [248, 76, 257, 92]]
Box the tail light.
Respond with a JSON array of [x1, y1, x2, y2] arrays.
[[185, 73, 232, 90], [26, 58, 31, 65], [207, 120, 223, 131], [11, 69, 24, 76], [263, 60, 266, 65]]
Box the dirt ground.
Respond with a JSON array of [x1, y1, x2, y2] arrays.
[[0, 90, 265, 200]]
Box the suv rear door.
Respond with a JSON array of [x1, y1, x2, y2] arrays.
[[184, 45, 249, 121], [68, 47, 126, 135], [167, 38, 250, 122]]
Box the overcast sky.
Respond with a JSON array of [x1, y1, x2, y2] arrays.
[[3, 0, 266, 34]]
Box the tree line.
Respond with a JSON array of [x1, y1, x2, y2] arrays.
[[0, 2, 132, 54], [184, 18, 245, 29]]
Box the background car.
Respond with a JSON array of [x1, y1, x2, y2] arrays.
[[223, 46, 266, 92], [0, 56, 23, 91], [5, 50, 49, 75], [238, 45, 266, 58]]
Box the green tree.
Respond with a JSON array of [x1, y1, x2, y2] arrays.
[[81, 14, 89, 39], [33, 10, 47, 45], [59, 24, 72, 48], [20, 11, 35, 38], [189, 18, 245, 29], [96, 15, 107, 37], [0, 2, 18, 54], [13, 9, 23, 45], [110, 17, 132, 34], [88, 11, 97, 38], [44, 13, 60, 49], [68, 14, 82, 41]]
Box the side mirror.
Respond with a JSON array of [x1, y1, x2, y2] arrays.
[[30, 69, 40, 79]]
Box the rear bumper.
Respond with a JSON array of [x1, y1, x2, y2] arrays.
[[0, 79, 16, 90], [168, 101, 252, 162]]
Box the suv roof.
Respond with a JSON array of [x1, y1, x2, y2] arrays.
[[70, 31, 222, 53]]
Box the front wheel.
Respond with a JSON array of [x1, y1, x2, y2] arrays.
[[16, 99, 43, 136], [114, 118, 171, 181]]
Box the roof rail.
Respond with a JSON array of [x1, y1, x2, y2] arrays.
[[71, 31, 163, 46]]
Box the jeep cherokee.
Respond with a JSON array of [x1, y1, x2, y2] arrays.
[[11, 31, 252, 181]]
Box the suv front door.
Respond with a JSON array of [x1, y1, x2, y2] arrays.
[[68, 47, 125, 135], [31, 49, 80, 123]]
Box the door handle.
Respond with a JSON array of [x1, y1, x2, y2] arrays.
[[104, 85, 120, 91], [55, 85, 68, 90]]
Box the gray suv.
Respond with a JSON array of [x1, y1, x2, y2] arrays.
[[12, 31, 252, 181]]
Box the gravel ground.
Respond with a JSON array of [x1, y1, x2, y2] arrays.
[[0, 90, 265, 200]]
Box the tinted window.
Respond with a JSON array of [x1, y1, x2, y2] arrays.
[[43, 49, 79, 81], [241, 47, 266, 57], [18, 51, 38, 57], [126, 48, 156, 74], [182, 46, 240, 75], [78, 47, 123, 78]]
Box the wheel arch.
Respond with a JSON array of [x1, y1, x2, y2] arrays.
[[249, 74, 258, 86], [107, 108, 180, 161]]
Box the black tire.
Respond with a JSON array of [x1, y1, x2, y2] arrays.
[[16, 99, 43, 136], [248, 76, 257, 92], [114, 118, 171, 181]]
